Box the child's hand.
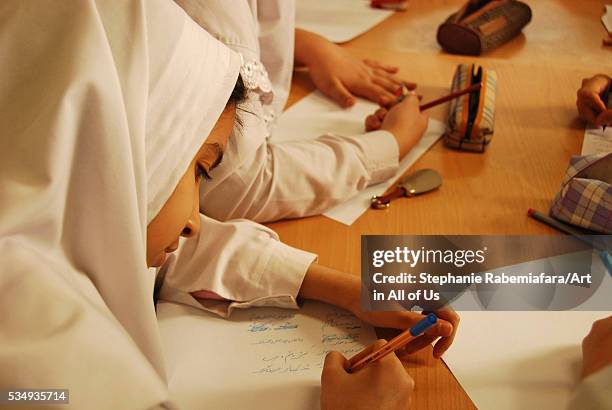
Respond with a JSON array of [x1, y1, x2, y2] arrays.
[[299, 264, 459, 358], [309, 51, 402, 107], [365, 93, 429, 158], [295, 29, 408, 108], [321, 340, 414, 410], [581, 316, 612, 379], [353, 308, 460, 358], [577, 74, 612, 126]]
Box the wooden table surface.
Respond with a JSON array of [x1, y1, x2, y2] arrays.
[[271, 1, 611, 408]]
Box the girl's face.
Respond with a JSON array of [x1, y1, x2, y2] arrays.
[[146, 104, 236, 267]]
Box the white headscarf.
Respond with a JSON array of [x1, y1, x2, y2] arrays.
[[175, 0, 295, 124], [0, 1, 239, 408]]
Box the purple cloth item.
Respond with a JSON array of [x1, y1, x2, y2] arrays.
[[550, 153, 612, 234]]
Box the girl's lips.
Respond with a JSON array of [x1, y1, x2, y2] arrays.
[[152, 252, 167, 268], [165, 240, 180, 253]]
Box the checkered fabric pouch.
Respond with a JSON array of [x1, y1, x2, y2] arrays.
[[550, 153, 612, 234], [444, 63, 497, 152]]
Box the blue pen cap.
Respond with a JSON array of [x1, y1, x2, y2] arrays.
[[409, 313, 438, 336], [600, 250, 612, 276]]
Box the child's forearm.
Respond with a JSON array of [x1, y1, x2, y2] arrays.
[[298, 262, 361, 312], [294, 28, 333, 67]]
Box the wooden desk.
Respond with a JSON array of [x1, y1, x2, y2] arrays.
[[271, 1, 611, 408], [347, 0, 612, 66]]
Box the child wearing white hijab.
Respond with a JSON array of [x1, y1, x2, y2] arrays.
[[0, 1, 436, 408], [154, 0, 458, 360], [156, 0, 457, 352], [147, 0, 458, 372]]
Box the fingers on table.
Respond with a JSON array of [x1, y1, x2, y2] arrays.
[[326, 77, 356, 108], [364, 58, 399, 74]]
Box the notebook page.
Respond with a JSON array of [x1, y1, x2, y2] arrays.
[[158, 301, 376, 410]]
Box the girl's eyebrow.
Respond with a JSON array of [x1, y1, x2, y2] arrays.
[[209, 151, 224, 171], [202, 142, 224, 171]]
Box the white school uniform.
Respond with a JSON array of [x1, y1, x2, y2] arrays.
[[175, 0, 401, 222], [0, 0, 302, 407], [157, 0, 399, 315]]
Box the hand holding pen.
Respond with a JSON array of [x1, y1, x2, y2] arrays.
[[348, 314, 439, 372], [366, 87, 430, 158], [365, 82, 482, 157], [576, 74, 612, 129], [319, 314, 440, 409], [321, 340, 414, 410], [366, 82, 483, 133]]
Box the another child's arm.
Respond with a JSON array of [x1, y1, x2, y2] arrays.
[[294, 28, 407, 108], [567, 316, 612, 410], [299, 262, 460, 358], [576, 74, 612, 126], [581, 316, 612, 379], [200, 95, 427, 222]]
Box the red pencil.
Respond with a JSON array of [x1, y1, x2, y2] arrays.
[[419, 83, 482, 111]]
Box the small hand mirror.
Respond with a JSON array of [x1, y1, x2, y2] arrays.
[[371, 169, 442, 209]]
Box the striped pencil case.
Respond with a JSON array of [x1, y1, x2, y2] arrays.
[[550, 153, 612, 234], [444, 64, 497, 152]]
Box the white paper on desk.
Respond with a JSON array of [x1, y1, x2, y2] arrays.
[[296, 0, 394, 43], [444, 253, 612, 410], [443, 310, 608, 410], [158, 301, 376, 410], [582, 126, 612, 155], [602, 5, 612, 34], [443, 252, 612, 409], [274, 91, 446, 225]]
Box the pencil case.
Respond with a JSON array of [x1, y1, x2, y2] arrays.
[[443, 63, 497, 153], [370, 0, 408, 11], [550, 153, 612, 234], [437, 0, 532, 55]]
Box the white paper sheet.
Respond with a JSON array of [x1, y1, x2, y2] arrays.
[[274, 91, 446, 225], [443, 251, 612, 409], [158, 301, 376, 410], [295, 0, 394, 43], [602, 5, 612, 34], [582, 126, 612, 155], [443, 310, 608, 410]]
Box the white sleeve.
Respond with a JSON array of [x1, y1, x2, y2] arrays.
[[199, 100, 399, 222], [157, 215, 317, 317], [567, 365, 612, 410]]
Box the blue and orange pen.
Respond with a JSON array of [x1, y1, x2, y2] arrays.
[[601, 250, 612, 276], [347, 313, 438, 373]]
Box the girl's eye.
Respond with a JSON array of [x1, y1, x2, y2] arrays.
[[196, 164, 211, 181]]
